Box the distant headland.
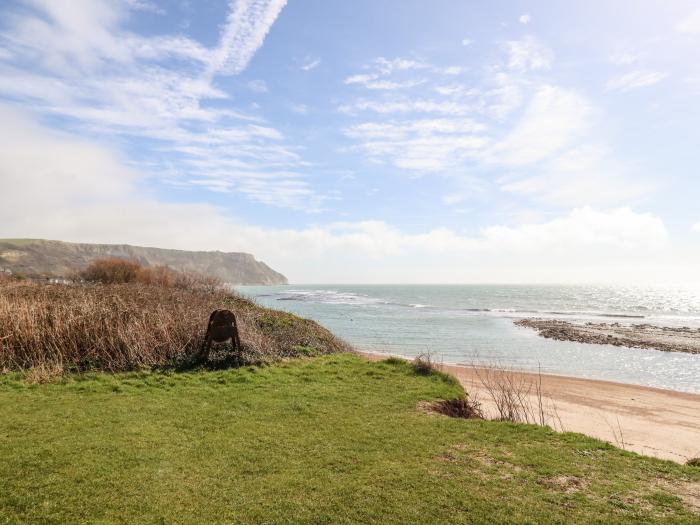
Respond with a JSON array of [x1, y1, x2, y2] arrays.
[[0, 239, 287, 285]]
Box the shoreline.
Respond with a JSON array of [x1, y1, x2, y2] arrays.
[[358, 350, 700, 463]]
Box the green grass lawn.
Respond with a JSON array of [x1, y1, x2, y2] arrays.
[[1, 354, 698, 524]]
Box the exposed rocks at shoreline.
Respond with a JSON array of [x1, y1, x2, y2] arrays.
[[515, 318, 700, 355]]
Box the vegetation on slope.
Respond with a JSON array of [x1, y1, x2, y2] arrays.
[[0, 354, 698, 523], [0, 264, 348, 374]]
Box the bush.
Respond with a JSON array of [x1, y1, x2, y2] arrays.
[[382, 356, 406, 366], [137, 265, 222, 292], [80, 257, 140, 284], [79, 258, 222, 292], [687, 457, 700, 467], [0, 280, 350, 374], [412, 353, 437, 376], [430, 397, 484, 419]]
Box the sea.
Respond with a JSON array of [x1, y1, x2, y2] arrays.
[[235, 284, 700, 394]]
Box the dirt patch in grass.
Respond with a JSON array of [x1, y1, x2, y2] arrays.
[[539, 475, 587, 494], [660, 480, 700, 514], [676, 481, 700, 514]]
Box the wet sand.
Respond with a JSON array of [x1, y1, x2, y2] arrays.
[[515, 318, 700, 354], [359, 351, 700, 463]]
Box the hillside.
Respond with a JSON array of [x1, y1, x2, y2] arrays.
[[0, 279, 348, 373], [0, 239, 287, 285], [1, 355, 698, 523]]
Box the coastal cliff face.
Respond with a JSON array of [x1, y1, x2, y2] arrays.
[[0, 239, 288, 285]]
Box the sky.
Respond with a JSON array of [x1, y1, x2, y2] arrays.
[[1, 0, 699, 284]]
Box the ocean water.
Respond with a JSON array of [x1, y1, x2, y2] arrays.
[[236, 285, 700, 393]]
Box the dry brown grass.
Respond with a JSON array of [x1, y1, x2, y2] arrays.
[[412, 353, 438, 375], [79, 257, 140, 284], [0, 279, 350, 374], [78, 257, 222, 292]]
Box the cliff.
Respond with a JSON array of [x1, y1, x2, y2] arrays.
[[0, 239, 287, 285]]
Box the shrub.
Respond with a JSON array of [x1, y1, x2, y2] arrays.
[[412, 353, 437, 376], [382, 356, 406, 366], [291, 345, 319, 356], [470, 364, 564, 430], [79, 258, 224, 293], [80, 257, 140, 284], [430, 397, 483, 419], [0, 280, 350, 374], [136, 265, 222, 292], [687, 457, 700, 467]]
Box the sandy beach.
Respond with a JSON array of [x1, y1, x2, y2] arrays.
[[516, 318, 700, 354], [360, 351, 700, 463]]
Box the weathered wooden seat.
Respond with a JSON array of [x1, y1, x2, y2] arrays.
[[200, 309, 241, 361]]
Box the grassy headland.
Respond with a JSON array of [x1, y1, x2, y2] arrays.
[[0, 273, 698, 522], [0, 354, 698, 523]]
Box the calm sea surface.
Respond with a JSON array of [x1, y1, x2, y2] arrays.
[[236, 285, 700, 393]]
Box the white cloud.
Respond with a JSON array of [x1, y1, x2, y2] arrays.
[[344, 74, 424, 90], [122, 0, 165, 14], [485, 86, 653, 206], [487, 85, 591, 166], [339, 99, 473, 115], [344, 118, 488, 171], [608, 51, 639, 65], [343, 57, 432, 90], [345, 74, 375, 85], [499, 144, 655, 206], [442, 66, 463, 75], [461, 38, 473, 46], [693, 222, 700, 233], [1, 106, 684, 283], [676, 10, 700, 34], [372, 57, 429, 75], [345, 119, 484, 140], [300, 58, 321, 71], [247, 79, 268, 92], [0, 105, 321, 212], [339, 47, 647, 210], [207, 0, 288, 76], [483, 72, 524, 119], [480, 207, 667, 251], [434, 85, 479, 97], [606, 71, 668, 92], [362, 79, 425, 90], [506, 36, 552, 72], [519, 14, 531, 24], [442, 193, 466, 205], [0, 0, 319, 210]]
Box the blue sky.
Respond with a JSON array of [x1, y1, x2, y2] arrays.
[[1, 0, 699, 283]]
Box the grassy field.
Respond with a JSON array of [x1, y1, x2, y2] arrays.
[[1, 354, 698, 524]]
